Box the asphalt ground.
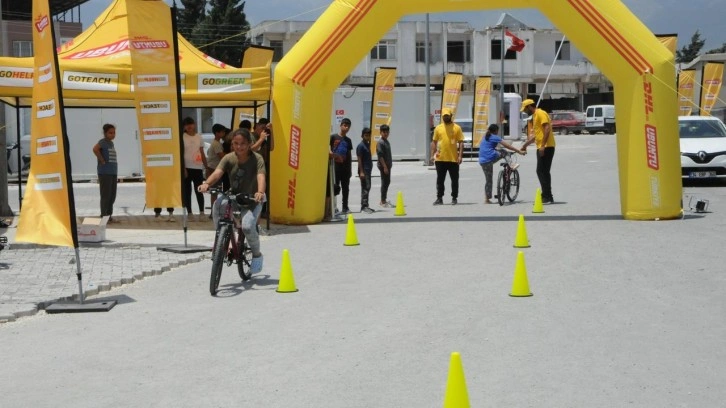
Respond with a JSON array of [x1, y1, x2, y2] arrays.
[[1, 134, 724, 407]]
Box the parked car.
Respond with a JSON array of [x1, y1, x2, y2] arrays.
[[679, 116, 726, 179], [585, 104, 616, 134], [458, 118, 477, 153], [550, 110, 585, 134]]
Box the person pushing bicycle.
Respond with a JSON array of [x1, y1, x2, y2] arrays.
[[478, 124, 525, 204], [199, 128, 266, 274]]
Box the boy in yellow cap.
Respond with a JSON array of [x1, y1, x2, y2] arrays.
[[429, 108, 464, 205], [521, 99, 556, 203]]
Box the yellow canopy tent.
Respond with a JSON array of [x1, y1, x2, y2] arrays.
[[0, 0, 270, 108]]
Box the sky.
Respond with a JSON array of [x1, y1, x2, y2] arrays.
[[79, 0, 726, 51]]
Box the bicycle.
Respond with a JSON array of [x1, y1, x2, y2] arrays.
[[206, 187, 257, 296], [495, 150, 521, 206]]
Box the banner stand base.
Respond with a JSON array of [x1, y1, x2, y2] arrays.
[[46, 300, 117, 314], [158, 245, 211, 254]]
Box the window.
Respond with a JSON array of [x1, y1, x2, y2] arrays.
[[370, 40, 396, 60], [556, 41, 571, 60], [270, 40, 283, 62], [13, 41, 33, 57], [447, 40, 471, 63], [201, 108, 214, 134], [491, 40, 516, 60], [416, 41, 432, 63], [528, 84, 537, 94]]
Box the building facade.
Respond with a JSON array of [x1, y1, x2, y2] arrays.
[[249, 16, 614, 112]]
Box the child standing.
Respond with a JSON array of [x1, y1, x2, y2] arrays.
[[356, 128, 374, 214], [479, 124, 524, 204]]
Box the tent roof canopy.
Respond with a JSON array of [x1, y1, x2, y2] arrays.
[[0, 0, 270, 108]]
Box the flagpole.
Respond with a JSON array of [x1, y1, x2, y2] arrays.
[[538, 34, 567, 109], [499, 25, 505, 132], [424, 13, 431, 166]]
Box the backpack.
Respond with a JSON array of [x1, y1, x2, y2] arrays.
[[333, 138, 348, 164]]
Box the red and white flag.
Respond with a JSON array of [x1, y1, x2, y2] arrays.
[[505, 30, 525, 52]]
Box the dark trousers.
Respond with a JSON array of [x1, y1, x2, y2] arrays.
[[98, 174, 117, 217], [334, 165, 351, 210], [154, 207, 174, 215], [184, 168, 205, 214], [359, 172, 371, 209], [435, 161, 460, 200], [379, 167, 391, 203], [536, 147, 556, 200]]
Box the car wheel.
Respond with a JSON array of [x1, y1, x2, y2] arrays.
[[563, 128, 569, 135], [574, 131, 581, 135]]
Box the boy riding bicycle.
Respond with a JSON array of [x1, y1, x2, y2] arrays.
[[199, 128, 266, 274]]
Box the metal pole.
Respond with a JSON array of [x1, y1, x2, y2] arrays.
[[74, 248, 84, 304], [424, 14, 431, 166], [16, 98, 22, 209], [538, 35, 567, 109], [499, 25, 505, 131]]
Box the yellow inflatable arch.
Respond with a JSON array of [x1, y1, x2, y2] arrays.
[[270, 0, 681, 224]]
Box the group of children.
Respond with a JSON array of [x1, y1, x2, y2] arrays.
[[329, 118, 393, 215]]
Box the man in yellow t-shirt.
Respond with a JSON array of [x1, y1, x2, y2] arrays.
[[430, 108, 464, 205], [521, 99, 556, 203]]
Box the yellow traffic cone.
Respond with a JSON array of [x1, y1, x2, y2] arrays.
[[532, 188, 544, 214], [394, 191, 406, 216], [276, 249, 299, 293], [344, 214, 360, 246], [513, 214, 531, 248], [509, 251, 533, 297], [443, 352, 470, 408]]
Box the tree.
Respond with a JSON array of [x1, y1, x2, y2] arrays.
[[176, 0, 206, 40], [676, 30, 705, 64], [706, 43, 726, 54], [192, 0, 250, 66]]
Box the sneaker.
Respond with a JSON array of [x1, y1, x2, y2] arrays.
[[451, 198, 458, 205], [342, 207, 351, 214], [542, 197, 555, 204], [433, 198, 443, 206], [250, 255, 263, 274], [361, 207, 375, 214], [166, 215, 176, 222], [484, 199, 493, 204], [154, 213, 161, 218], [380, 201, 394, 208]]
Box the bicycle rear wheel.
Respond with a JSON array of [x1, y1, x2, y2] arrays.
[[237, 232, 253, 281], [210, 224, 231, 296], [507, 170, 520, 202], [496, 170, 505, 206]]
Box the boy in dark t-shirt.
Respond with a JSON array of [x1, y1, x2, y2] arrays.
[[356, 128, 374, 214], [330, 118, 354, 213]]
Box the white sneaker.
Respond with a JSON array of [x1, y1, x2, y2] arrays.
[[166, 215, 176, 222]]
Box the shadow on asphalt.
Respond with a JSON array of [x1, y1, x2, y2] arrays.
[[340, 213, 704, 224], [85, 294, 136, 305], [215, 274, 280, 298]]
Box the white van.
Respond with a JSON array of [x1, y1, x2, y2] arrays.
[[585, 104, 616, 134]]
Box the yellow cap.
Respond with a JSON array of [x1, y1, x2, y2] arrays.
[[441, 108, 453, 116], [520, 99, 535, 112]]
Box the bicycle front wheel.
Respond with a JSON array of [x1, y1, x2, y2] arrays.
[[496, 170, 505, 206], [237, 232, 253, 281], [507, 170, 520, 202], [210, 224, 232, 296]]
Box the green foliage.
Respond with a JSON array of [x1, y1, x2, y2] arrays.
[[706, 43, 726, 54], [176, 0, 206, 40], [676, 30, 705, 64], [183, 0, 250, 67]]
